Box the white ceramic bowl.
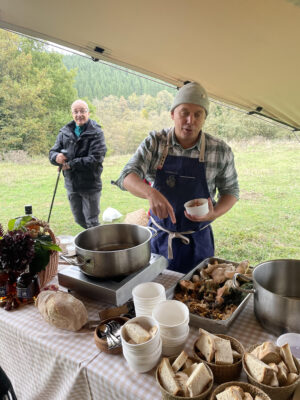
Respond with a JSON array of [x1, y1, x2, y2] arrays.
[[121, 315, 160, 354], [276, 333, 300, 358], [160, 326, 190, 346], [152, 300, 189, 336], [161, 338, 187, 357], [184, 198, 209, 217], [123, 339, 162, 373], [132, 282, 166, 301], [133, 282, 166, 317]]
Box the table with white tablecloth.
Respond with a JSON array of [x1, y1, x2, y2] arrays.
[[0, 267, 277, 400]]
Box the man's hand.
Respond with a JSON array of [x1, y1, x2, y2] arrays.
[[147, 187, 176, 224], [123, 173, 176, 223], [184, 198, 215, 222], [62, 163, 70, 171], [56, 153, 67, 164], [184, 195, 238, 222]]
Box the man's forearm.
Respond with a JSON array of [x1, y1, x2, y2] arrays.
[[123, 173, 152, 199], [213, 194, 238, 219]]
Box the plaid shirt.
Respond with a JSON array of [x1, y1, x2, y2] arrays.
[[115, 128, 239, 202]]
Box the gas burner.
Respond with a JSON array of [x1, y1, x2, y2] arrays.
[[58, 253, 168, 305]]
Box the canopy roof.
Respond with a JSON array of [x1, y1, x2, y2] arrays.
[[1, 0, 300, 129]]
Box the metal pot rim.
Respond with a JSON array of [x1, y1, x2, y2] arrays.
[[74, 223, 153, 253]]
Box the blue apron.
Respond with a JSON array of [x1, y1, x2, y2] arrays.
[[149, 130, 214, 273]]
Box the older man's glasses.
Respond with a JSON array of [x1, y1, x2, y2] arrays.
[[72, 109, 88, 115]]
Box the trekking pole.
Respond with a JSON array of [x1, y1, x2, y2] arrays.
[[47, 149, 68, 223]]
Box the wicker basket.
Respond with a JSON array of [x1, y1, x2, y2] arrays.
[[25, 220, 59, 288], [243, 343, 300, 400], [193, 334, 244, 383], [156, 356, 214, 400], [209, 381, 271, 400]]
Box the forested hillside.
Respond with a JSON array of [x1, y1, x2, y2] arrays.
[[0, 29, 292, 158], [63, 54, 175, 100]]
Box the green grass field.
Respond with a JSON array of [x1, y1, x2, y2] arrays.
[[0, 138, 299, 266]]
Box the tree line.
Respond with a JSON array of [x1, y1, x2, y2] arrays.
[[0, 29, 291, 158]]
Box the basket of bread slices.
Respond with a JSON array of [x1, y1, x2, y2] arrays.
[[243, 341, 300, 400], [209, 381, 271, 400], [156, 350, 214, 399], [193, 328, 244, 383]]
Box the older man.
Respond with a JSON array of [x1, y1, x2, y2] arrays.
[[49, 99, 107, 229], [115, 82, 239, 273]]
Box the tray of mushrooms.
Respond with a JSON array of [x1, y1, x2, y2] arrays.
[[166, 257, 253, 333]]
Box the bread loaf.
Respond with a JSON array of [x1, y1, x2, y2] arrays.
[[36, 290, 88, 331], [280, 343, 298, 374]]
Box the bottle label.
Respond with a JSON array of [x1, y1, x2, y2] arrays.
[[17, 286, 33, 299], [0, 286, 7, 296]]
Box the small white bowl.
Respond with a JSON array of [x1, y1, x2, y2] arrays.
[[184, 198, 209, 217], [123, 339, 162, 373], [121, 315, 160, 354], [132, 282, 166, 301], [152, 300, 189, 336], [277, 333, 300, 358]]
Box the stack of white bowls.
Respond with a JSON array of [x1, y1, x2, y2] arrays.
[[152, 300, 190, 357], [121, 316, 162, 373], [132, 282, 166, 317]]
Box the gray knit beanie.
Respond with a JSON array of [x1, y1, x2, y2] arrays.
[[170, 82, 209, 116]]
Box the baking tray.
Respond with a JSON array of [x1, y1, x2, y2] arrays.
[[165, 257, 252, 333]]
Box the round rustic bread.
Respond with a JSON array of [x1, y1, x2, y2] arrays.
[[36, 290, 88, 331]]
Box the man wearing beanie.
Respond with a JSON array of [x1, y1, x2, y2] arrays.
[[115, 82, 239, 273]]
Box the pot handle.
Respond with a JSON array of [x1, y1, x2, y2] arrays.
[[233, 273, 256, 294], [60, 254, 86, 268], [148, 226, 158, 238]]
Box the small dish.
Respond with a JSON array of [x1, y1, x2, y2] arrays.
[[184, 198, 208, 217], [277, 333, 300, 359]]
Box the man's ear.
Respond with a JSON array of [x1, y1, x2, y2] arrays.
[[170, 111, 175, 121]]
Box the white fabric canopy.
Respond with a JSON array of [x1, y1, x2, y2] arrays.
[[1, 0, 299, 129]]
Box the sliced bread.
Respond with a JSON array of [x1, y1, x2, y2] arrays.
[[195, 331, 215, 362], [244, 353, 274, 384], [125, 322, 151, 344], [214, 337, 233, 365], [158, 357, 181, 395], [280, 343, 298, 374], [172, 350, 189, 373], [186, 362, 212, 397]]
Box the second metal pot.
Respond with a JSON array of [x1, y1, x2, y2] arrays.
[[73, 223, 156, 279], [233, 259, 300, 335]]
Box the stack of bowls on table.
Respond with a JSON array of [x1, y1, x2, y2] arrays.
[[132, 282, 166, 317], [152, 300, 190, 357], [120, 315, 162, 373]]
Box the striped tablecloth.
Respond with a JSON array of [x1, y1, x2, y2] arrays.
[[0, 267, 278, 400]]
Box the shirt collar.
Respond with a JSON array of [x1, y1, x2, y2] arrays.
[[171, 127, 203, 151]]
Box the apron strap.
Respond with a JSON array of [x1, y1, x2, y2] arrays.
[[157, 129, 172, 170], [150, 217, 194, 259], [199, 132, 206, 162]]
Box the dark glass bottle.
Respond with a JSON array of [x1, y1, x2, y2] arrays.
[[16, 271, 40, 303], [0, 269, 9, 303], [24, 205, 39, 233]]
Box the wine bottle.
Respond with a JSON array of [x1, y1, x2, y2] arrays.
[[16, 271, 39, 303]]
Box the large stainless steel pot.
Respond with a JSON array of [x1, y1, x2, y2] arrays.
[[233, 259, 300, 335], [70, 224, 156, 279]]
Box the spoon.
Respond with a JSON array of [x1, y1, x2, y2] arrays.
[[102, 324, 121, 349]]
